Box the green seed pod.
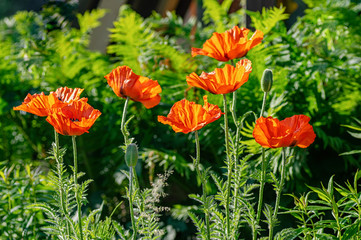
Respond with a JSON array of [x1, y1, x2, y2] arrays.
[[125, 143, 138, 167], [261, 69, 273, 93]]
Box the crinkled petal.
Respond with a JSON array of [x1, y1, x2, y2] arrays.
[[191, 26, 263, 61]]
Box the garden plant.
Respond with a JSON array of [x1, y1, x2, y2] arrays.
[[1, 0, 361, 239]]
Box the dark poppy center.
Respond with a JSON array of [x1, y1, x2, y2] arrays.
[[70, 118, 80, 122]]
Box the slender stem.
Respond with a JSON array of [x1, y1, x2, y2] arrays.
[[230, 59, 242, 214], [269, 147, 287, 240], [72, 136, 83, 240], [223, 94, 232, 237], [132, 167, 139, 190], [129, 166, 137, 240], [121, 97, 130, 145], [120, 96, 138, 238], [254, 91, 268, 239], [256, 149, 266, 218], [223, 94, 231, 164], [260, 92, 268, 119], [194, 131, 210, 240], [230, 59, 238, 127], [233, 126, 240, 212], [54, 129, 59, 155], [54, 130, 70, 238]]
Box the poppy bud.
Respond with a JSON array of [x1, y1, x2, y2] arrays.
[[261, 69, 273, 93], [125, 143, 138, 167]]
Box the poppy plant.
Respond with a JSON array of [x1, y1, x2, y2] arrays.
[[105, 66, 162, 109], [46, 99, 101, 136], [191, 26, 263, 62], [158, 96, 223, 134], [186, 59, 252, 94], [253, 115, 316, 148]]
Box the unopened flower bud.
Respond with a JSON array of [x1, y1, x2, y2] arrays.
[[261, 69, 273, 93], [125, 143, 138, 167]]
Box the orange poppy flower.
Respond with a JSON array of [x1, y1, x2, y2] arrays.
[[105, 66, 162, 109], [253, 115, 316, 148], [13, 87, 85, 117], [158, 96, 223, 134], [53, 87, 84, 103], [13, 92, 62, 117], [186, 59, 252, 94], [46, 99, 101, 136], [191, 26, 264, 61]]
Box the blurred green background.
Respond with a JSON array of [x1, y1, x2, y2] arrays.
[[1, 0, 360, 238]]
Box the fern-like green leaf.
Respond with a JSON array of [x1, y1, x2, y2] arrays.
[[247, 6, 289, 35]]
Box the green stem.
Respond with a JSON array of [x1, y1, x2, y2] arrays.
[[72, 136, 83, 240], [233, 126, 240, 212], [194, 131, 210, 240], [230, 59, 241, 214], [269, 147, 287, 240], [254, 148, 266, 236], [254, 91, 268, 239], [129, 166, 137, 240], [260, 92, 268, 118], [223, 94, 232, 237], [121, 97, 130, 145], [231, 94, 241, 213], [120, 96, 139, 238], [54, 130, 70, 238]]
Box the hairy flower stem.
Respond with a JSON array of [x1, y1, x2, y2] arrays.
[[231, 91, 241, 213], [72, 136, 83, 240], [120, 97, 139, 189], [54, 130, 70, 238], [254, 92, 268, 240], [260, 92, 268, 118], [121, 97, 130, 145], [129, 166, 137, 240], [230, 58, 241, 214], [223, 94, 232, 237], [194, 131, 210, 240], [269, 147, 287, 240], [120, 97, 140, 238]]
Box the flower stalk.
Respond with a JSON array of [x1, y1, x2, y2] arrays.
[[129, 166, 137, 240], [254, 91, 268, 239], [194, 131, 210, 240], [54, 130, 70, 237], [269, 147, 287, 239], [230, 58, 241, 212], [223, 94, 232, 237], [121, 97, 130, 145], [72, 136, 83, 240]]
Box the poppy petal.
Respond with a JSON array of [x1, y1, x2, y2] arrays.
[[158, 96, 223, 134], [105, 66, 162, 108], [253, 115, 316, 148], [192, 26, 263, 61]]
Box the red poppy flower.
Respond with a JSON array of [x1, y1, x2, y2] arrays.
[[191, 26, 264, 61], [53, 87, 84, 103], [46, 99, 101, 136], [186, 59, 252, 94], [105, 66, 162, 109], [158, 96, 223, 134], [253, 115, 316, 148], [13, 92, 62, 117]]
